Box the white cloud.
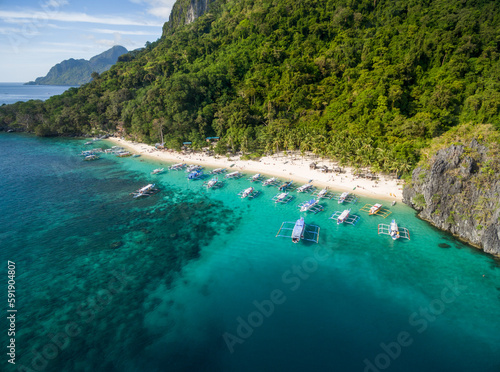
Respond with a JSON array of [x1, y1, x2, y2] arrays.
[[147, 6, 171, 18], [83, 33, 141, 50], [0, 25, 40, 36], [90, 28, 159, 36], [40, 41, 94, 48], [0, 10, 163, 27], [42, 0, 69, 8], [46, 23, 73, 30], [130, 0, 175, 19]]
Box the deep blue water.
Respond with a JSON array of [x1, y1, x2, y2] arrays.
[[0, 83, 75, 105], [0, 133, 499, 372]]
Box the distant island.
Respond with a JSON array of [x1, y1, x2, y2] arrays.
[[25, 45, 128, 86]]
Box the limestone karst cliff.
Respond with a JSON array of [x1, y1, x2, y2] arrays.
[[163, 0, 215, 35], [403, 125, 500, 255]]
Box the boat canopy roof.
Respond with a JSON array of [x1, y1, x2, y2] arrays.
[[292, 218, 305, 240]]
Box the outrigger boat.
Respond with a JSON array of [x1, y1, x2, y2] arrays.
[[204, 177, 223, 189], [390, 219, 400, 240], [131, 184, 159, 198], [278, 181, 293, 191], [186, 164, 203, 172], [337, 209, 350, 224], [334, 192, 358, 204], [369, 203, 382, 215], [241, 187, 254, 198], [238, 187, 260, 199], [272, 192, 293, 204], [338, 192, 349, 204], [262, 177, 277, 186], [360, 203, 392, 218], [116, 151, 132, 157], [330, 209, 359, 225], [151, 168, 164, 175], [248, 173, 262, 182], [297, 183, 314, 193], [81, 148, 103, 156], [312, 187, 335, 199], [292, 217, 306, 243], [106, 146, 124, 154], [378, 219, 410, 240], [225, 171, 242, 179], [210, 168, 226, 174], [275, 217, 320, 243], [187, 170, 204, 180], [84, 154, 99, 161], [298, 198, 324, 214], [169, 163, 186, 170], [330, 209, 360, 225], [317, 188, 328, 198]]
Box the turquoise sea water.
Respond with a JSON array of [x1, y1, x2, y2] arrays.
[[1, 133, 499, 372], [0, 83, 74, 105]]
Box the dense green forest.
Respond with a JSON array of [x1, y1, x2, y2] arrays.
[[1, 0, 500, 175]]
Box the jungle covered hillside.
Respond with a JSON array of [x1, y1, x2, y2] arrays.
[[1, 0, 499, 175]]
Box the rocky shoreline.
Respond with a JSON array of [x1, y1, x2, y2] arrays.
[[403, 139, 500, 256]]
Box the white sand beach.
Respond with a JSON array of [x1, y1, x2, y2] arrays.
[[106, 137, 404, 202]]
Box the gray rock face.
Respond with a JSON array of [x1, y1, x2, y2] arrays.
[[185, 0, 211, 24], [403, 140, 500, 255], [163, 0, 215, 35]]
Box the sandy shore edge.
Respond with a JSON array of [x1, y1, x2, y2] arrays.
[[105, 137, 405, 202]]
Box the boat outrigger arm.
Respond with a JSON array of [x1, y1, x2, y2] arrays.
[[275, 218, 320, 243], [272, 192, 294, 204], [131, 184, 159, 198], [262, 177, 278, 186], [203, 177, 223, 189], [278, 181, 294, 191], [296, 183, 315, 193], [187, 170, 204, 180], [330, 210, 360, 225], [225, 171, 242, 179], [248, 173, 263, 182], [333, 192, 358, 204], [169, 163, 186, 170], [360, 203, 392, 218], [238, 187, 260, 199], [312, 187, 334, 199], [298, 199, 324, 214], [378, 223, 411, 240]]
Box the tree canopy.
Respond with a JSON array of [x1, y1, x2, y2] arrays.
[[1, 0, 499, 175]]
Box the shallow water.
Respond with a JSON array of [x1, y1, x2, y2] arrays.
[[1, 134, 499, 372]]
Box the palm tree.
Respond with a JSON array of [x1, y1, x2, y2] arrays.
[[399, 159, 413, 176], [272, 137, 280, 155]]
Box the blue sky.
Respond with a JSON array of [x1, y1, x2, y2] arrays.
[[0, 0, 176, 82]]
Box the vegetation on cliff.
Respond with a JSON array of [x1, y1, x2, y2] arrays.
[[403, 123, 500, 254], [2, 0, 500, 177]]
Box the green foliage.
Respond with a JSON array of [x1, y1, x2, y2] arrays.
[[446, 211, 456, 224], [1, 0, 500, 175], [413, 193, 427, 208]]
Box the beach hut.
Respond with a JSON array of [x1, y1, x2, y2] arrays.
[[181, 141, 192, 151]]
